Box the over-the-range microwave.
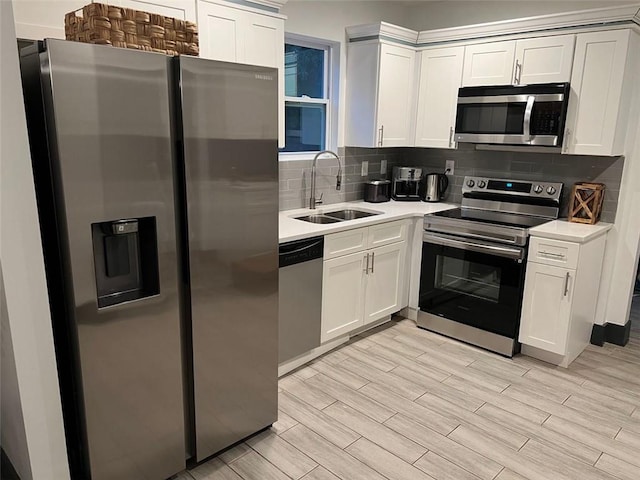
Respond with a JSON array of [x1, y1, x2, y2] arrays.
[[455, 82, 570, 147]]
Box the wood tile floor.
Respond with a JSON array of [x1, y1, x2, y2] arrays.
[[180, 315, 640, 480]]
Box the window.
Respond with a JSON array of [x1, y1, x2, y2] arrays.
[[281, 37, 335, 156]]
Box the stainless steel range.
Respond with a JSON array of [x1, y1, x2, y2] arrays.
[[418, 176, 563, 357]]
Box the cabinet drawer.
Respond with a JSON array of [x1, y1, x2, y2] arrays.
[[529, 237, 579, 269], [367, 220, 408, 248], [324, 227, 368, 259]]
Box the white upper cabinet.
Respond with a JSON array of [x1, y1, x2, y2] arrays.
[[377, 44, 416, 147], [116, 0, 197, 20], [563, 29, 636, 156], [198, 1, 241, 62], [414, 46, 464, 148], [242, 14, 284, 69], [514, 35, 575, 85], [197, 1, 285, 147], [462, 40, 516, 86], [462, 34, 575, 86], [346, 41, 416, 147]]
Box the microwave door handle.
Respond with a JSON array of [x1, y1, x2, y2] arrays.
[[523, 95, 535, 143]]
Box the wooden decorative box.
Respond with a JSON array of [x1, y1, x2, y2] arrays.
[[64, 2, 198, 56], [568, 182, 606, 225]]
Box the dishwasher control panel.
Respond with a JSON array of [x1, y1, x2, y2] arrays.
[[279, 237, 324, 267]]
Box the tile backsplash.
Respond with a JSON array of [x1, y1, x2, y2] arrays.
[[279, 144, 624, 223], [278, 147, 405, 211]]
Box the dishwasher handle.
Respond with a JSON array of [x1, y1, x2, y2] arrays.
[[279, 237, 324, 267]]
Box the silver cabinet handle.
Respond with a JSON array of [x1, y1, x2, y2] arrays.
[[563, 272, 570, 296], [370, 252, 375, 274], [540, 251, 565, 259], [514, 60, 522, 85], [378, 125, 384, 147], [449, 126, 454, 148], [523, 95, 535, 143], [364, 253, 370, 274]]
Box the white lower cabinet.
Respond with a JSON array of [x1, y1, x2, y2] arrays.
[[519, 233, 607, 366], [519, 263, 574, 355], [321, 221, 408, 343], [364, 242, 406, 325], [321, 252, 367, 342]]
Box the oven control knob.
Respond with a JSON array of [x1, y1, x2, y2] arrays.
[[533, 185, 543, 194], [466, 179, 475, 188], [478, 180, 486, 188], [546, 186, 557, 195]]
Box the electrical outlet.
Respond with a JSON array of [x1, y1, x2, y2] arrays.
[[380, 160, 387, 175], [361, 160, 369, 176], [445, 160, 455, 175]]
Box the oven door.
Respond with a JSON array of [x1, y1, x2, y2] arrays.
[[419, 232, 526, 339]]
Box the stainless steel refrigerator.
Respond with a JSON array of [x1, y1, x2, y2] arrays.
[[20, 39, 278, 480]]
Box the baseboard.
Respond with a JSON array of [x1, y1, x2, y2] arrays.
[[590, 320, 631, 347], [1, 448, 21, 480]]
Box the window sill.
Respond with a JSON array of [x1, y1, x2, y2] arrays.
[[279, 151, 322, 162]]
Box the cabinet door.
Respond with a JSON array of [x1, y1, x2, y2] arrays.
[[519, 263, 574, 355], [414, 46, 464, 148], [197, 1, 241, 62], [377, 44, 416, 146], [515, 35, 575, 85], [321, 252, 366, 342], [364, 242, 406, 325], [115, 0, 196, 20], [242, 13, 285, 148], [564, 29, 631, 156], [462, 40, 516, 86]]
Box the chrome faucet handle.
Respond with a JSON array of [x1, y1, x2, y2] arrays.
[[315, 192, 324, 204]]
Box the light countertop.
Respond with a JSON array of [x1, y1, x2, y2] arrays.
[[529, 219, 612, 243], [279, 200, 457, 243]]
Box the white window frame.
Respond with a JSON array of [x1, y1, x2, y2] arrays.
[[280, 34, 339, 161]]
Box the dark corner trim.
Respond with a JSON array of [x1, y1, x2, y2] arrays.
[[590, 324, 606, 347], [1, 448, 21, 480], [590, 320, 631, 347]]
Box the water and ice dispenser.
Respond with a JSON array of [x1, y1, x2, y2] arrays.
[[91, 217, 160, 308]]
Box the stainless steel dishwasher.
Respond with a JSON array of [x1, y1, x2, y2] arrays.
[[279, 236, 323, 363]]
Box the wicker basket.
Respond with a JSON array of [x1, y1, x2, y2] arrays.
[[64, 2, 198, 56], [568, 182, 606, 225]]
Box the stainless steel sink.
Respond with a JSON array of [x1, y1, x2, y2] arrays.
[[295, 214, 342, 224], [295, 209, 381, 224], [324, 209, 380, 220]]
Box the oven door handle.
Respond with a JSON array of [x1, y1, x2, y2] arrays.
[[423, 232, 525, 261]]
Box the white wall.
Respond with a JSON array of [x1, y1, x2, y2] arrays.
[[596, 33, 640, 327], [403, 0, 637, 31], [0, 1, 70, 478], [281, 1, 411, 147], [1, 266, 32, 478]]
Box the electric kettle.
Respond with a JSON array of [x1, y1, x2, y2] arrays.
[[421, 173, 449, 202]]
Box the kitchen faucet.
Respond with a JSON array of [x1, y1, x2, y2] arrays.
[[310, 150, 342, 209]]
